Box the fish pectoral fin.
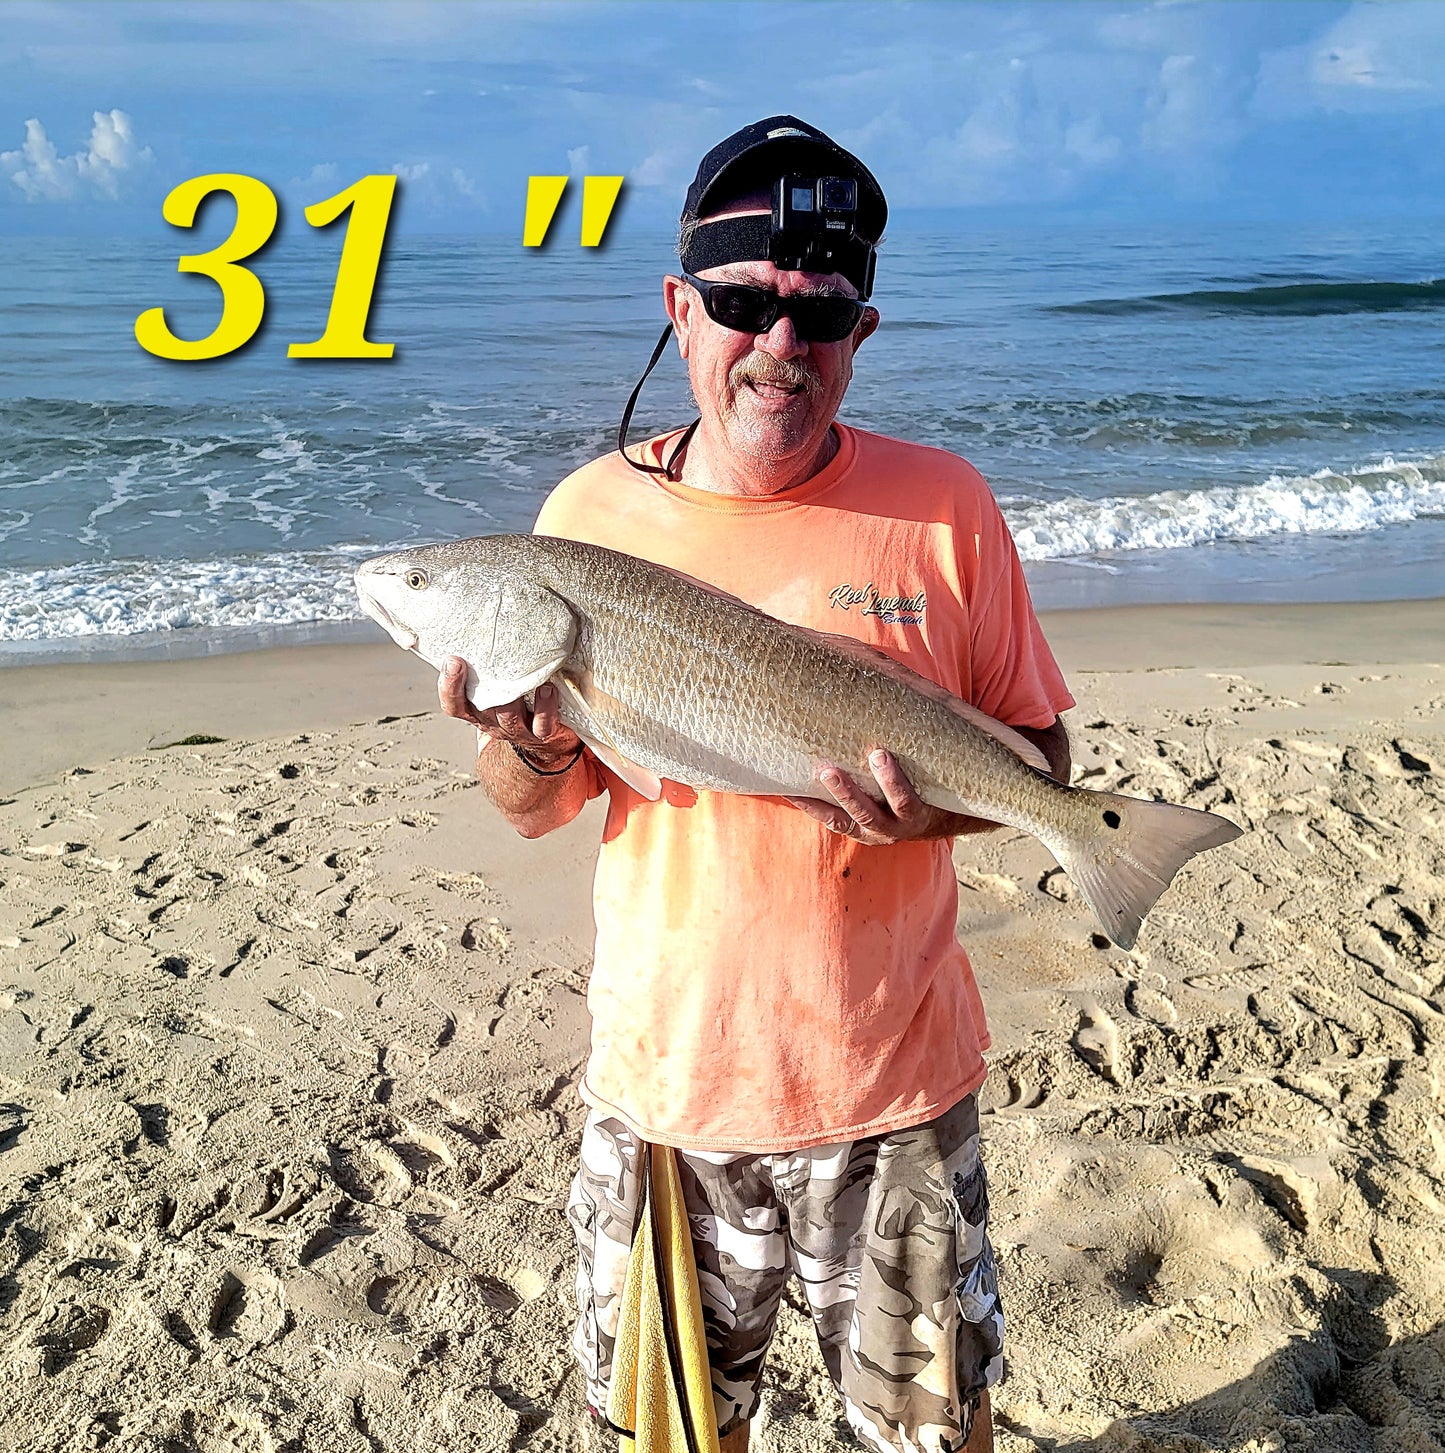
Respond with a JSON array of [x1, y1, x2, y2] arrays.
[[465, 650, 572, 713], [555, 674, 664, 802], [464, 586, 578, 712]]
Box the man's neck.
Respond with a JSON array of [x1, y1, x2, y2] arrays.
[[679, 423, 839, 499]]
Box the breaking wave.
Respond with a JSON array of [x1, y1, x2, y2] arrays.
[[0, 550, 371, 644], [1053, 279, 1445, 318], [1008, 454, 1445, 561], [2, 454, 1440, 646]]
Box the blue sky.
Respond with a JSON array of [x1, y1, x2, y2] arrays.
[[2, 0, 1443, 236]]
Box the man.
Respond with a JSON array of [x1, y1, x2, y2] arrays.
[[440, 117, 1074, 1453]]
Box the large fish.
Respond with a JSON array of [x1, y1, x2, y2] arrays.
[[355, 533, 1242, 949]]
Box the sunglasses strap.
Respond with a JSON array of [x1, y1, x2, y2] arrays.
[[617, 322, 699, 481]]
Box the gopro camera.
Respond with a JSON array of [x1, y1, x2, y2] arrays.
[[776, 174, 858, 235], [771, 174, 863, 272]]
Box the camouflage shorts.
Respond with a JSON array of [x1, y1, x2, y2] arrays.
[[566, 1094, 1004, 1451]]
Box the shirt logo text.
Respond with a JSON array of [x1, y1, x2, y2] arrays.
[[828, 582, 927, 626]]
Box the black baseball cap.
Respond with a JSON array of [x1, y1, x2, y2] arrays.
[[682, 114, 888, 241]]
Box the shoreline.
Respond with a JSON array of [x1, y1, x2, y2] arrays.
[[3, 596, 1441, 793], [5, 521, 1444, 673]]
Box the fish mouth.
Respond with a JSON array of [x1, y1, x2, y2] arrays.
[[354, 572, 419, 652]]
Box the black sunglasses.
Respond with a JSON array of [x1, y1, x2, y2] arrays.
[[682, 272, 867, 344]]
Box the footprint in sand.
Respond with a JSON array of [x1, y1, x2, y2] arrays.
[[129, 1098, 172, 1144], [229, 1165, 319, 1226], [325, 1142, 413, 1206], [395, 1120, 457, 1172], [461, 916, 512, 956], [322, 1121, 459, 1207], [1213, 1153, 1317, 1232], [148, 1405, 279, 1453], [35, 1301, 110, 1374], [366, 1266, 524, 1326], [1393, 738, 1434, 774], [978, 1069, 1048, 1115], [208, 1270, 288, 1349], [485, 1107, 562, 1141], [1072, 1003, 1121, 1086], [1244, 986, 1298, 1038], [1355, 739, 1435, 779], [1125, 982, 1178, 1026], [297, 1213, 374, 1269]]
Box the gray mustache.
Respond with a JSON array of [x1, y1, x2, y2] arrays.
[[732, 358, 821, 395]]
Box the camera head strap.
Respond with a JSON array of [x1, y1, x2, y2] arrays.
[[618, 117, 886, 477], [679, 177, 879, 301]]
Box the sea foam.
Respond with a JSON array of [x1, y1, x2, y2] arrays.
[[1009, 453, 1445, 562], [1, 454, 1441, 645], [0, 550, 371, 643]]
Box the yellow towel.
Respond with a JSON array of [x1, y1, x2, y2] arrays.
[[606, 1144, 721, 1453]]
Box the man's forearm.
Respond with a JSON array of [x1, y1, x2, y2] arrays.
[[476, 737, 593, 839], [947, 811, 1002, 838], [1019, 718, 1072, 785]]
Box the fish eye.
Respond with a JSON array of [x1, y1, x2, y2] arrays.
[[405, 569, 429, 590]]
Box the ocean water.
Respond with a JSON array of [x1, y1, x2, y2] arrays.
[[1, 219, 1441, 661]]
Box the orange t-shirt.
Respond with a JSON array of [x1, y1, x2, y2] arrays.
[[534, 424, 1074, 1152]]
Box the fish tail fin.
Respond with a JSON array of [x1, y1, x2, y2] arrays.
[[1053, 793, 1244, 950]]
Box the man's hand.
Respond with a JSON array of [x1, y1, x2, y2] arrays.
[[788, 718, 1071, 847], [437, 657, 581, 764], [438, 657, 592, 839], [784, 750, 973, 846]]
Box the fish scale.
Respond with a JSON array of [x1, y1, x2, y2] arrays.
[[571, 564, 1034, 807], [355, 533, 1243, 949]]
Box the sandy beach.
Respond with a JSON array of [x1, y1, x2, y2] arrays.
[[0, 598, 1440, 1452]]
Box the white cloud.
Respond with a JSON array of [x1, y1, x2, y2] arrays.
[[3, 2, 1433, 229], [1310, 1, 1444, 95], [916, 53, 1135, 206], [1311, 41, 1427, 94], [633, 141, 696, 190], [1063, 115, 1121, 167], [389, 159, 485, 211], [79, 109, 145, 196], [1, 109, 151, 202], [288, 161, 341, 198], [1, 120, 66, 201], [1140, 53, 1237, 157], [1255, 1, 1445, 116]]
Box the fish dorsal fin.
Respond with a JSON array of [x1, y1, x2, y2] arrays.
[[555, 673, 664, 802], [789, 622, 1052, 774], [616, 554, 1050, 774]]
